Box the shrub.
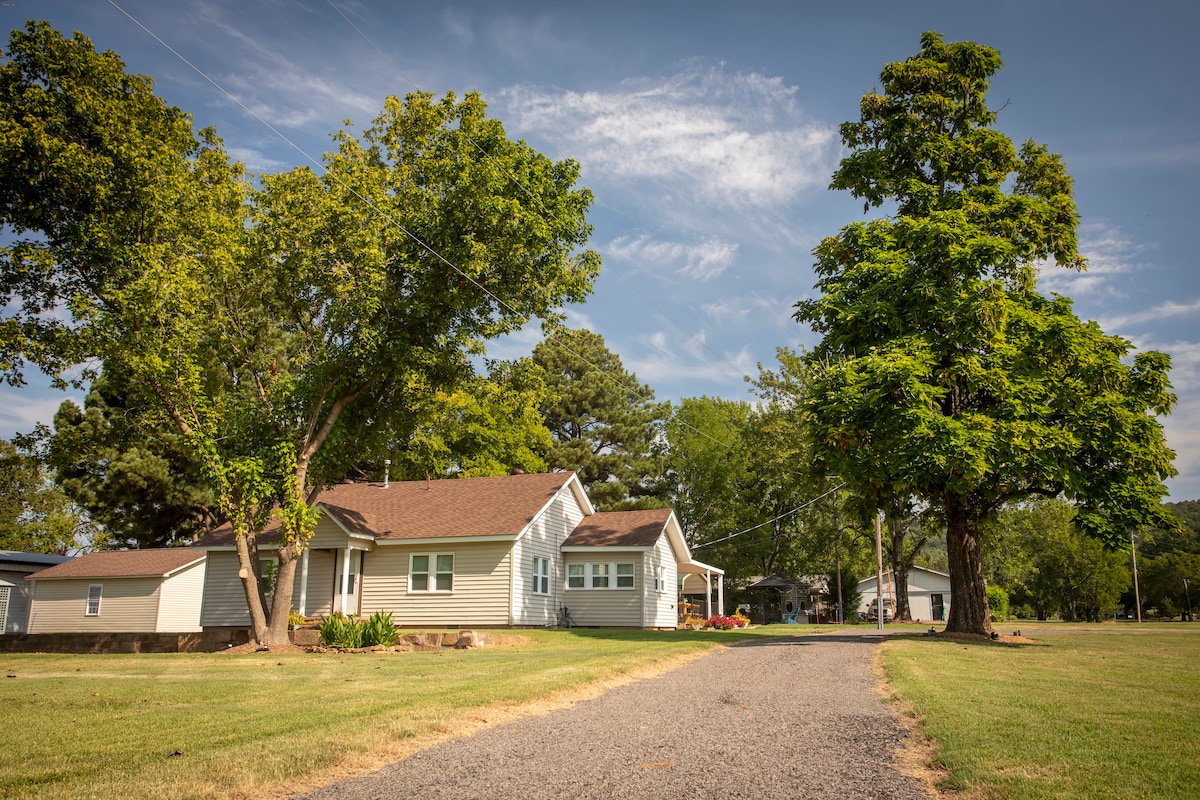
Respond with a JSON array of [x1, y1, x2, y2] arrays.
[[288, 610, 306, 630], [987, 584, 1010, 622]]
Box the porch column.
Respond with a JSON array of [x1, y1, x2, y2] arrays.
[[340, 547, 351, 615], [716, 570, 724, 616], [298, 549, 309, 616], [704, 571, 712, 618]]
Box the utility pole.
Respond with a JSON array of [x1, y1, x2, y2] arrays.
[[1184, 577, 1192, 623]]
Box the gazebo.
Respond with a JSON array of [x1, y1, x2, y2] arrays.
[[744, 574, 807, 624]]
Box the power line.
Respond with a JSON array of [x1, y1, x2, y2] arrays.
[[108, 0, 744, 453], [324, 1, 756, 387], [691, 483, 845, 549]]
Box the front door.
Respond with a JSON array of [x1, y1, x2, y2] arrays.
[[931, 593, 945, 621], [334, 550, 362, 616]]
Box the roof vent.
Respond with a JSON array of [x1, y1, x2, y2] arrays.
[[383, 459, 391, 489]]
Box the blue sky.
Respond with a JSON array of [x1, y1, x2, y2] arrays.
[[4, 1, 1198, 500]]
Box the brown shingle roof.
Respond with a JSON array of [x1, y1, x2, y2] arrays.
[[199, 472, 577, 546], [28, 548, 204, 580], [563, 508, 673, 548]]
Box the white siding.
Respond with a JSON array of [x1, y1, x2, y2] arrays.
[[295, 549, 336, 617], [308, 517, 356, 550], [360, 542, 513, 626], [511, 488, 585, 626], [644, 535, 679, 628], [29, 578, 161, 633], [154, 560, 206, 631], [200, 552, 251, 626], [562, 553, 645, 627]]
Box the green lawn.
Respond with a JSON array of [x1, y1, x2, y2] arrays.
[[882, 627, 1200, 799], [1, 628, 742, 799]]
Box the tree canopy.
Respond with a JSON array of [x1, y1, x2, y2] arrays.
[[794, 32, 1177, 635], [532, 328, 667, 509], [1, 22, 600, 643]]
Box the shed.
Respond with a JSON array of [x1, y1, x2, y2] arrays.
[[856, 566, 951, 622], [27, 549, 207, 633]]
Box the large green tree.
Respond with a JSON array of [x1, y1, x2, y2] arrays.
[[532, 328, 667, 508], [385, 358, 553, 480], [795, 33, 1177, 635], [45, 369, 216, 548], [0, 439, 99, 554], [1, 23, 599, 644]]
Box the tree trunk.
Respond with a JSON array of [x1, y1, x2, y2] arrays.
[[888, 518, 912, 621], [263, 544, 300, 645], [235, 534, 270, 643], [944, 493, 992, 635]]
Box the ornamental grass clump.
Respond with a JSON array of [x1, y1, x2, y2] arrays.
[[319, 612, 364, 648], [361, 610, 398, 647], [318, 611, 398, 648]]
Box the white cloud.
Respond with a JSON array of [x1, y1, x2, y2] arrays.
[[606, 235, 737, 282], [1101, 297, 1200, 332], [500, 61, 837, 209], [0, 388, 84, 438], [191, 5, 378, 130], [626, 332, 756, 396], [441, 9, 474, 44], [1124, 337, 1200, 501], [701, 293, 798, 332], [1038, 221, 1151, 299]]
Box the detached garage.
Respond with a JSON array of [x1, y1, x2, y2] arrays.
[[27, 549, 207, 633]]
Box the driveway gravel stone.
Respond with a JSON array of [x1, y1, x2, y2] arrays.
[[297, 632, 933, 799]]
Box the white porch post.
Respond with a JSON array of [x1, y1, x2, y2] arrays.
[[716, 570, 724, 616], [704, 571, 712, 618], [298, 549, 309, 616], [340, 547, 351, 615]]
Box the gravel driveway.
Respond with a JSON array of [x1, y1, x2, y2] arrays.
[[297, 632, 933, 799]]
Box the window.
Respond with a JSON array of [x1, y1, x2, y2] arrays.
[[569, 562, 637, 590], [567, 564, 585, 589], [86, 584, 103, 616], [654, 566, 666, 593], [532, 557, 551, 596], [410, 553, 453, 593]]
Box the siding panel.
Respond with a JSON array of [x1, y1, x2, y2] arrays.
[[155, 561, 206, 631], [361, 543, 512, 626], [29, 578, 161, 633], [562, 553, 644, 627]]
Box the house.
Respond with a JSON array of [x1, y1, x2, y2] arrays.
[[26, 548, 208, 633], [195, 471, 722, 630], [1, 550, 72, 634], [856, 566, 951, 622]]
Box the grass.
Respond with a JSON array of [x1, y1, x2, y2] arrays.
[[881, 627, 1200, 799], [0, 628, 753, 799]]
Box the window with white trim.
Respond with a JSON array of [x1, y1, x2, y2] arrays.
[[532, 556, 551, 596], [567, 562, 636, 590], [409, 553, 454, 593], [86, 583, 103, 616], [654, 566, 666, 593]]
